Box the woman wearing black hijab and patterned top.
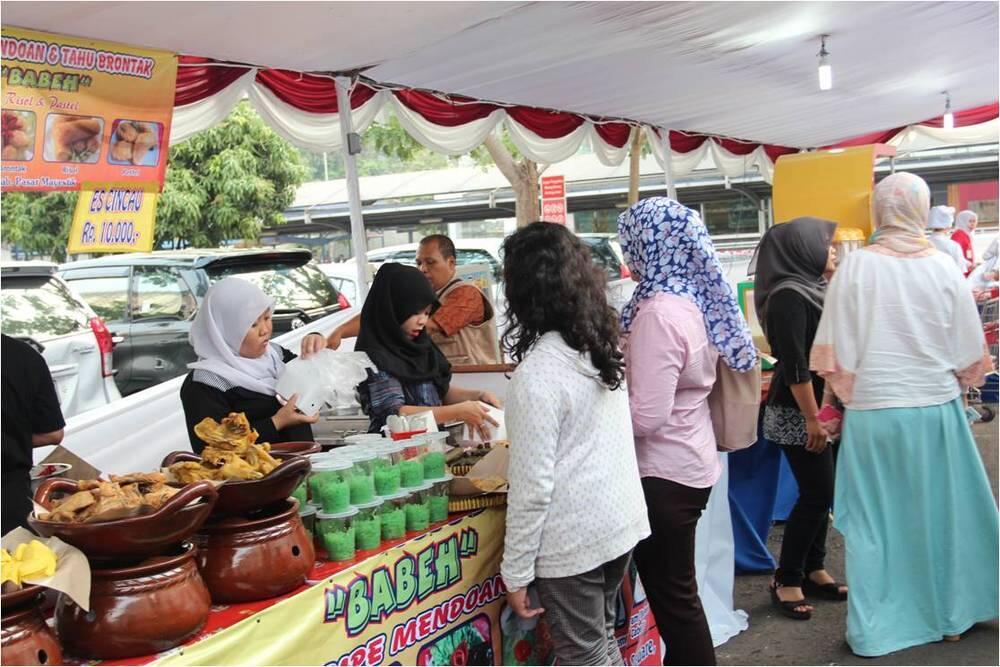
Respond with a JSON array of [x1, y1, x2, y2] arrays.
[[354, 263, 501, 436], [751, 218, 846, 620]]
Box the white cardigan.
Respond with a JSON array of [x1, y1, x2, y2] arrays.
[[501, 332, 650, 590]]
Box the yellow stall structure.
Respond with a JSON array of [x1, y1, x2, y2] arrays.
[[772, 144, 897, 240]]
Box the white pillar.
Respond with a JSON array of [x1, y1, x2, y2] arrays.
[[335, 76, 369, 302], [661, 128, 677, 201]]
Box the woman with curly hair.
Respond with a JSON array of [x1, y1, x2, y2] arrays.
[[499, 222, 650, 666], [618, 197, 757, 665]]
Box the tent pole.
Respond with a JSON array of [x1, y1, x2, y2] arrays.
[[661, 127, 677, 201], [335, 75, 369, 303]]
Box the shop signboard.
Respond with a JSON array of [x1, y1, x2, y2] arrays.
[[1, 27, 177, 191], [67, 180, 159, 254], [153, 509, 662, 666], [540, 175, 567, 225]]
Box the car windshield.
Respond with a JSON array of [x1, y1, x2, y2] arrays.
[[1, 276, 91, 341], [207, 261, 341, 311]]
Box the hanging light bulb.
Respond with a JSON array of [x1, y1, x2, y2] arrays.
[[817, 35, 832, 91], [942, 91, 955, 130]]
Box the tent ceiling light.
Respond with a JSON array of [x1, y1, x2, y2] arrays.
[[942, 91, 955, 130], [817, 34, 832, 91]]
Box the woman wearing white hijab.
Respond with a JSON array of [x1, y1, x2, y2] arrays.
[[927, 205, 968, 272], [811, 172, 997, 657], [952, 209, 979, 275], [180, 277, 326, 452]]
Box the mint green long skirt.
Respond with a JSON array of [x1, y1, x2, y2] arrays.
[[835, 398, 999, 657]]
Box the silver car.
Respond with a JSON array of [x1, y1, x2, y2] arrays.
[[1, 262, 122, 418]]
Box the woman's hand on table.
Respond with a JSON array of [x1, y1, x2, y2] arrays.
[[453, 400, 499, 442], [272, 393, 320, 431], [299, 333, 327, 358]]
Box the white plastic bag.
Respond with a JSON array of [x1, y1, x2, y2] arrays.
[[276, 349, 374, 416]]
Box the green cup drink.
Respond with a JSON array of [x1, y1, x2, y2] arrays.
[[298, 503, 317, 539], [405, 483, 433, 532], [428, 474, 453, 523], [317, 507, 358, 562], [353, 498, 384, 551], [421, 432, 450, 480], [309, 458, 353, 514], [377, 491, 409, 541]]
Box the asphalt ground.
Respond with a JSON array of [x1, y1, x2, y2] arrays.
[[717, 420, 999, 666]]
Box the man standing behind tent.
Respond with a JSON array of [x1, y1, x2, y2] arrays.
[[326, 235, 501, 365]]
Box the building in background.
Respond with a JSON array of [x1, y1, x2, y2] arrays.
[[267, 144, 998, 263]]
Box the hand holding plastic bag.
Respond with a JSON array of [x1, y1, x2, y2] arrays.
[[276, 349, 374, 416]]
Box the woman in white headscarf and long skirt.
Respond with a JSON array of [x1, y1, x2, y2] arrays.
[[180, 277, 326, 452], [811, 172, 998, 657]]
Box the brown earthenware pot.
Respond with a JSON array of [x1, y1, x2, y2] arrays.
[[55, 543, 210, 660], [1, 585, 63, 666], [29, 479, 218, 564], [193, 498, 315, 603], [161, 452, 310, 517], [271, 441, 322, 457]]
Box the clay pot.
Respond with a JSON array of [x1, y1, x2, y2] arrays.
[[55, 543, 210, 660], [1, 586, 63, 666], [271, 441, 322, 457], [194, 499, 315, 603], [161, 452, 311, 517], [29, 480, 218, 564]]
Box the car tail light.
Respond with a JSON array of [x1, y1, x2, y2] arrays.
[[337, 292, 351, 310], [619, 264, 632, 279], [90, 318, 114, 377]]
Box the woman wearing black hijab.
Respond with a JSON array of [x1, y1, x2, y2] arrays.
[[355, 263, 500, 435], [751, 217, 846, 620]]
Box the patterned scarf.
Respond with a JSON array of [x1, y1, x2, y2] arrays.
[[618, 197, 758, 371], [870, 172, 933, 254]]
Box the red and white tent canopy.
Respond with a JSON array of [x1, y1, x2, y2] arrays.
[[6, 2, 997, 170]]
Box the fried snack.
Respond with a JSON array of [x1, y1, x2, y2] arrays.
[[116, 121, 138, 142], [169, 461, 218, 484], [39, 473, 183, 523], [48, 491, 95, 521], [131, 130, 156, 164], [51, 118, 101, 161], [194, 412, 258, 450], [170, 412, 282, 482], [109, 472, 167, 486], [111, 139, 133, 162]]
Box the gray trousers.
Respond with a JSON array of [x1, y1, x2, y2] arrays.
[[534, 550, 632, 666]]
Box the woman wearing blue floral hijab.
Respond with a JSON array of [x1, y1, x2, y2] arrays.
[[619, 197, 756, 665]]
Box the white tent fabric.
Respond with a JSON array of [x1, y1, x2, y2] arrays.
[[7, 1, 996, 149], [391, 97, 507, 157], [169, 68, 256, 145]]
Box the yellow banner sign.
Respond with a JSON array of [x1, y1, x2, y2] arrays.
[[156, 509, 513, 666], [68, 180, 158, 254], [1, 27, 177, 191]]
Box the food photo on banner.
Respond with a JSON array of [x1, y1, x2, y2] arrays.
[[1, 26, 177, 191]]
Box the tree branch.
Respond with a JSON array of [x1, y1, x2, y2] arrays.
[[483, 133, 519, 184]]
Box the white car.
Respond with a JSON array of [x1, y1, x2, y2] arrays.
[[1, 262, 122, 418], [317, 261, 376, 307], [364, 238, 504, 284]]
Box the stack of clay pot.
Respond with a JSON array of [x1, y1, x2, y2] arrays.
[[1, 585, 62, 666], [28, 479, 219, 661], [162, 447, 315, 604]]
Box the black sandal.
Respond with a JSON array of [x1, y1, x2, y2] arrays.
[[770, 583, 812, 620], [803, 575, 848, 601]]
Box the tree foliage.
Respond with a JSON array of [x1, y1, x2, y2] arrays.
[[2, 191, 78, 262], [2, 101, 306, 259], [297, 114, 450, 181]]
